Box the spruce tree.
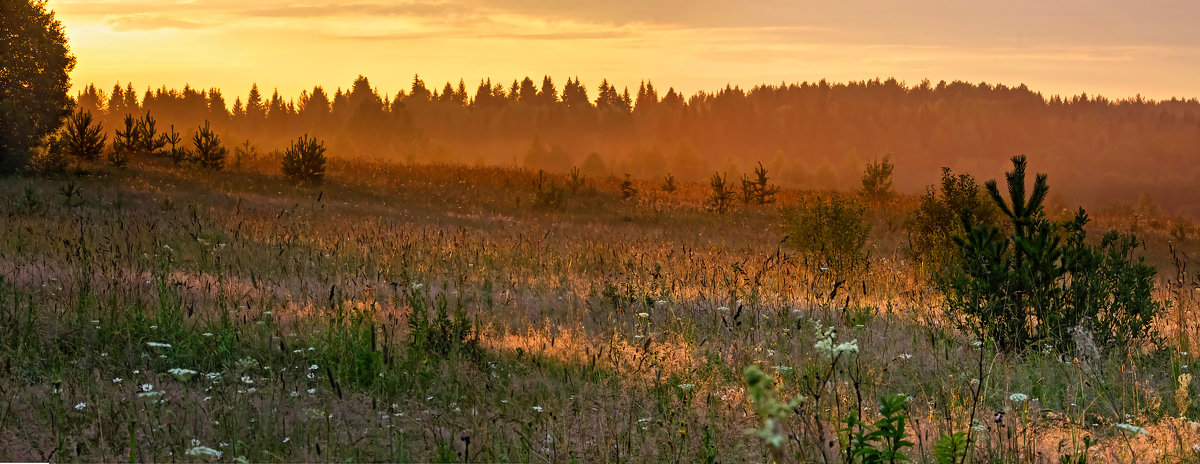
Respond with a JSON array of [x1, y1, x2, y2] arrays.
[[191, 121, 226, 170], [281, 134, 327, 184], [60, 110, 106, 166]]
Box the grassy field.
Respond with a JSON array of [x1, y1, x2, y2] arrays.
[[2, 154, 1200, 463]]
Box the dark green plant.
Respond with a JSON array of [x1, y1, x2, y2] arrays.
[[783, 194, 871, 273], [907, 167, 998, 277], [861, 155, 895, 202], [932, 432, 968, 464], [662, 172, 677, 193], [620, 173, 638, 201], [705, 172, 734, 214], [109, 114, 137, 167], [60, 110, 106, 166], [162, 125, 187, 164], [751, 162, 779, 205], [567, 166, 586, 193], [531, 169, 563, 209], [942, 155, 1161, 352], [135, 113, 166, 157], [840, 393, 914, 463], [0, 0, 76, 173], [191, 121, 226, 170], [281, 134, 327, 184]]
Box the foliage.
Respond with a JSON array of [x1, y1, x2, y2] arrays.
[[567, 166, 586, 193], [0, 0, 76, 173], [531, 170, 563, 209], [281, 134, 327, 185], [135, 113, 167, 157], [740, 162, 779, 205], [191, 121, 227, 170], [704, 172, 735, 214], [619, 173, 637, 201], [840, 393, 915, 463], [162, 125, 187, 164], [907, 167, 998, 277], [406, 290, 478, 362], [941, 155, 1162, 352], [932, 432, 968, 464], [743, 365, 801, 458], [59, 110, 106, 165], [783, 194, 871, 273], [661, 172, 677, 193], [860, 155, 895, 202], [109, 114, 137, 167]]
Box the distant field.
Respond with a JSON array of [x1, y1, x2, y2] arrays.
[[2, 154, 1199, 462]]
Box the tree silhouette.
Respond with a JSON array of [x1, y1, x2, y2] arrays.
[[192, 121, 226, 170], [61, 110, 106, 167], [281, 134, 327, 185], [0, 0, 76, 172]]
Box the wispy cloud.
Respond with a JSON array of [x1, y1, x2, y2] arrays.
[[103, 14, 206, 31]]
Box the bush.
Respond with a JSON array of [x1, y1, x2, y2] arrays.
[[941, 155, 1161, 352], [783, 194, 871, 273], [281, 134, 327, 184], [906, 167, 998, 276]]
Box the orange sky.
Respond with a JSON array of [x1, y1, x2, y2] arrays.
[[52, 0, 1200, 102]]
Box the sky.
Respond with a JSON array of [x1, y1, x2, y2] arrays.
[[51, 0, 1200, 102]]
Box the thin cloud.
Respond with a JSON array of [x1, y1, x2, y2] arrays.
[[103, 14, 206, 31]]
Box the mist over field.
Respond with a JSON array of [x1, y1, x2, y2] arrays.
[[5, 1, 1200, 462]]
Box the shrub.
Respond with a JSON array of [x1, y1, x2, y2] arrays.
[[907, 167, 998, 277], [531, 169, 563, 209], [941, 155, 1161, 352], [620, 173, 637, 201], [783, 194, 871, 273], [191, 121, 226, 170], [739, 162, 779, 205], [134, 113, 166, 157], [281, 134, 327, 184], [662, 172, 677, 193]]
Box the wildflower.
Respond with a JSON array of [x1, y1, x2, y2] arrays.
[[168, 368, 198, 382], [140, 383, 154, 392], [202, 332, 213, 337], [113, 377, 123, 383], [100, 352, 108, 357], [186, 446, 221, 458], [1009, 393, 1029, 403], [637, 312, 649, 318], [307, 372, 315, 379], [898, 353, 913, 360], [241, 375, 253, 384], [532, 406, 543, 412], [308, 364, 318, 370], [138, 391, 164, 399], [191, 439, 201, 447], [146, 342, 171, 348], [74, 402, 86, 410], [283, 437, 290, 443], [678, 383, 696, 390], [1115, 423, 1148, 435], [307, 388, 316, 394], [772, 366, 793, 372]]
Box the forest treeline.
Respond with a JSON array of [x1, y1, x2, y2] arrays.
[[74, 76, 1200, 214]]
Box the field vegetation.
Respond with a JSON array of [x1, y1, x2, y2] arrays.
[[2, 147, 1200, 463]]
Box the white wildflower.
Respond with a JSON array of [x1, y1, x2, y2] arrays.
[[74, 402, 86, 410], [1009, 393, 1029, 403], [168, 368, 198, 382], [146, 342, 171, 348], [532, 406, 543, 412], [1115, 423, 1148, 435], [186, 446, 221, 458]]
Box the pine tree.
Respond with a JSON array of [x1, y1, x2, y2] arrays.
[[61, 110, 106, 166], [192, 121, 226, 170], [705, 172, 735, 214], [281, 134, 327, 185], [109, 114, 137, 166], [136, 113, 166, 157]]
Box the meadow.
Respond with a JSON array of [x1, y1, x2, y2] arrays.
[[2, 152, 1199, 463]]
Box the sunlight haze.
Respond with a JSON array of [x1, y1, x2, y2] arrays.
[[53, 0, 1200, 101]]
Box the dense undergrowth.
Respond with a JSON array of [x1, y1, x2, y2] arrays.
[[2, 154, 1200, 462]]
